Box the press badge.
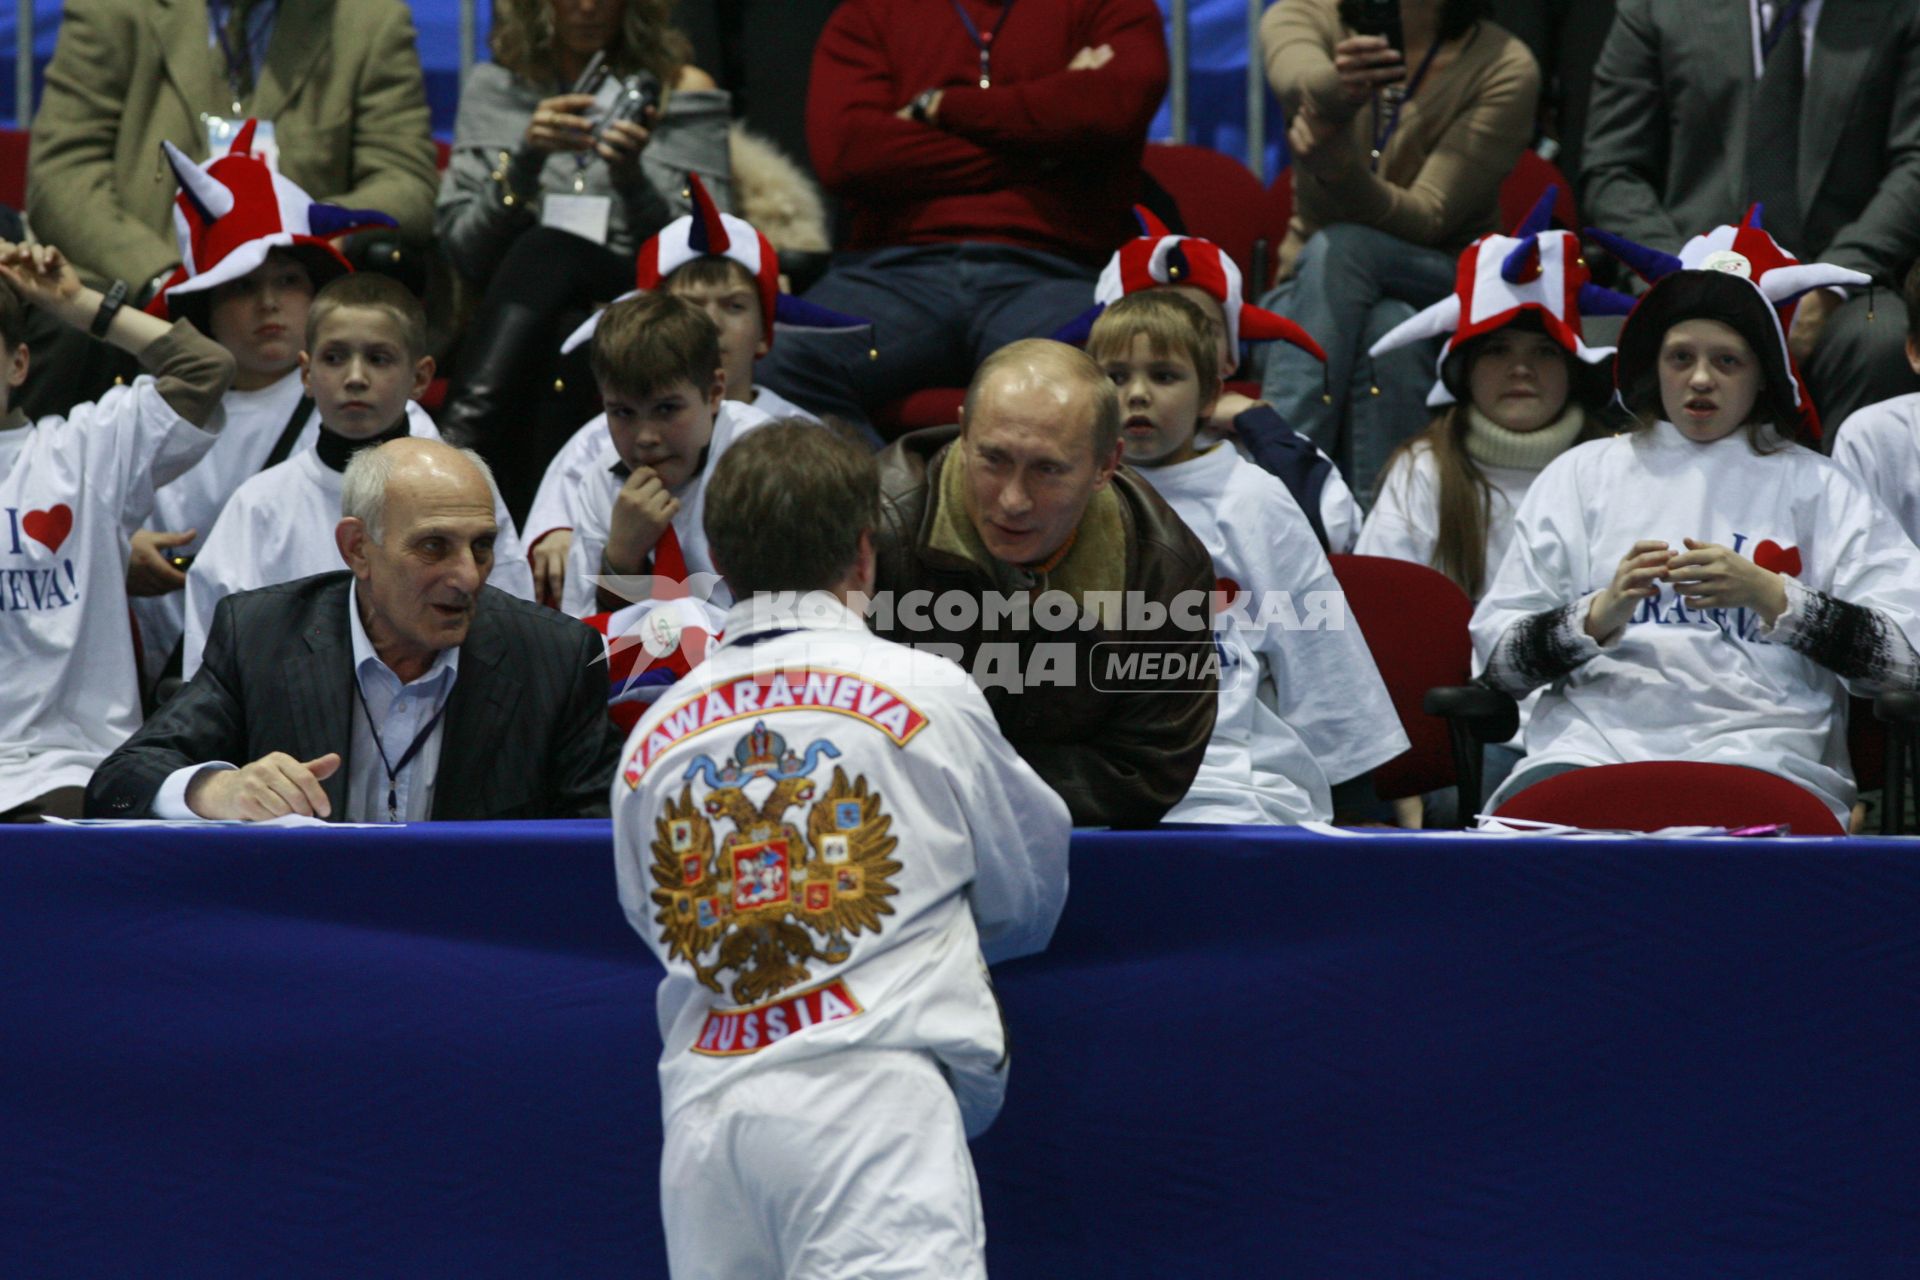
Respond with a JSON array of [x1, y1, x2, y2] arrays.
[[541, 193, 613, 246], [203, 115, 279, 169]]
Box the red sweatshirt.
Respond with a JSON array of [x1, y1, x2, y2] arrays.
[[808, 0, 1169, 266]]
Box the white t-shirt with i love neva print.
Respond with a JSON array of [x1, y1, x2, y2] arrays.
[[0, 383, 217, 811], [1135, 442, 1407, 822], [1472, 423, 1920, 823]]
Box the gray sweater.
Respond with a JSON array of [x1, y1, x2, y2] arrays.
[[435, 62, 733, 283]]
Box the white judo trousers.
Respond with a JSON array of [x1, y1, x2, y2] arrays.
[[661, 1048, 984, 1280]]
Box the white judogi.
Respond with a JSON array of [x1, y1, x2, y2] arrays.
[[1833, 392, 1920, 545], [524, 387, 815, 554], [0, 383, 216, 812], [1138, 444, 1407, 822], [560, 399, 774, 618], [613, 594, 1069, 1278], [1473, 423, 1920, 823], [182, 402, 535, 677], [131, 368, 315, 679]]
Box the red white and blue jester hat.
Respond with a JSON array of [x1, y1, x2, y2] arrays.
[[1055, 206, 1329, 361], [561, 173, 869, 354], [1586, 204, 1872, 439], [145, 119, 396, 321], [1368, 186, 1637, 407]]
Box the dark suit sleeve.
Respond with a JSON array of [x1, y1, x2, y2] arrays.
[[85, 595, 251, 817], [1820, 13, 1920, 280], [1579, 0, 1687, 253], [545, 622, 623, 819]]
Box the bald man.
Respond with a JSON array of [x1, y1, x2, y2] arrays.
[[87, 439, 620, 822], [871, 339, 1218, 826]]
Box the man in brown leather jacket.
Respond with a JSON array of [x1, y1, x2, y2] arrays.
[[870, 339, 1217, 826]]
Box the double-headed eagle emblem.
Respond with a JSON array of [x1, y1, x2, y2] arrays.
[[650, 720, 901, 1005]]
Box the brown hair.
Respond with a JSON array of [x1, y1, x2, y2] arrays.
[[490, 0, 689, 90], [305, 272, 428, 360], [666, 255, 761, 301], [1086, 291, 1224, 409], [590, 291, 722, 400], [963, 338, 1122, 461], [705, 420, 876, 597], [0, 277, 25, 352]]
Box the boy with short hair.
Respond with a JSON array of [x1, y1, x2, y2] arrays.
[[131, 130, 396, 683], [1832, 260, 1920, 544], [1064, 208, 1362, 551], [0, 239, 236, 819], [1086, 291, 1405, 823], [561, 290, 772, 618], [526, 174, 855, 605], [185, 272, 534, 676]]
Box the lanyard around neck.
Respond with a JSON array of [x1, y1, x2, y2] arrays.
[[1369, 32, 1449, 172], [947, 0, 1018, 88], [353, 676, 451, 823]]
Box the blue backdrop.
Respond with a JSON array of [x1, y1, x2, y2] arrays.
[[4, 820, 1919, 1277]]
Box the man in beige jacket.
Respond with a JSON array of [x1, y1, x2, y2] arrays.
[[28, 0, 438, 295]]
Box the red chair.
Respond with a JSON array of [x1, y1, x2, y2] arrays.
[[1498, 150, 1578, 232], [1329, 554, 1509, 819], [1140, 142, 1269, 281], [0, 128, 29, 211], [1493, 761, 1845, 836], [875, 386, 966, 439]]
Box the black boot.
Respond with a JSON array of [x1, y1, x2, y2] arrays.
[[437, 301, 552, 522]]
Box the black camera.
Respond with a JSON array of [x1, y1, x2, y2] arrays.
[[599, 71, 662, 135]]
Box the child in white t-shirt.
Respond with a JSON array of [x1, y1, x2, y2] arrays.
[[1473, 267, 1920, 827], [561, 290, 771, 620], [1355, 198, 1632, 818], [0, 240, 235, 819], [526, 174, 850, 606], [129, 127, 397, 685], [1832, 260, 1920, 544], [184, 273, 534, 677], [1062, 210, 1361, 550], [1086, 290, 1406, 823]]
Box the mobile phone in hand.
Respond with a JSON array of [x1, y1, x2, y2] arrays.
[[1348, 0, 1405, 55]]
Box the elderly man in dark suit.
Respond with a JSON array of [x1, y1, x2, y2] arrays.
[[1581, 0, 1920, 429], [86, 438, 619, 822]]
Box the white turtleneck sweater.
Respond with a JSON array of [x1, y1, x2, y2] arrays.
[[1356, 404, 1587, 600]]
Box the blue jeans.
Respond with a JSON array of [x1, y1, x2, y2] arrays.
[[1256, 224, 1456, 503], [755, 244, 1099, 438]]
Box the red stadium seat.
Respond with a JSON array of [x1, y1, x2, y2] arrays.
[[1499, 150, 1578, 232], [1327, 554, 1475, 806], [1140, 142, 1269, 280], [1492, 761, 1845, 836], [0, 128, 28, 211], [875, 386, 966, 438]]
